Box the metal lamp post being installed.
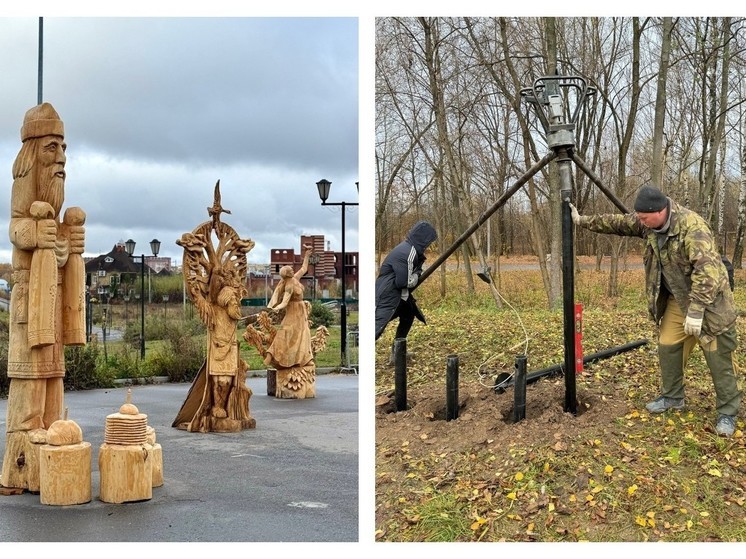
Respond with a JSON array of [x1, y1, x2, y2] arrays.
[[124, 238, 161, 359], [316, 179, 358, 367]]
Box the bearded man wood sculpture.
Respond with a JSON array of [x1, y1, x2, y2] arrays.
[[172, 181, 256, 433], [1, 103, 86, 492]]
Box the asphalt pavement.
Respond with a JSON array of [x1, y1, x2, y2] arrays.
[[0, 374, 358, 542]]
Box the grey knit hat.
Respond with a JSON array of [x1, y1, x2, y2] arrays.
[[634, 185, 668, 212]]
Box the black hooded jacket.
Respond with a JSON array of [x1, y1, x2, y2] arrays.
[[375, 221, 437, 339]]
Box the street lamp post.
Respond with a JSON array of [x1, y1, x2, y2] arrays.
[[309, 252, 321, 300], [125, 238, 161, 360], [264, 264, 270, 306], [316, 179, 358, 366]]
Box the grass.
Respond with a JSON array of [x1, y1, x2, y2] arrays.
[[375, 261, 746, 542], [94, 303, 356, 377]]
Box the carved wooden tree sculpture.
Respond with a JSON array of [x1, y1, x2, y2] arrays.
[[172, 181, 256, 433], [243, 256, 330, 399]]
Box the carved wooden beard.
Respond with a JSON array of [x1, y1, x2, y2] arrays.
[[36, 164, 65, 217]]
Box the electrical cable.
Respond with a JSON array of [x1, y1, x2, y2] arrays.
[[476, 270, 530, 389]]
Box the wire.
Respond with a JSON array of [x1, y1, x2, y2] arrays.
[[477, 272, 531, 389]]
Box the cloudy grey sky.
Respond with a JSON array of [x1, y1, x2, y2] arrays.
[[0, 17, 359, 266]]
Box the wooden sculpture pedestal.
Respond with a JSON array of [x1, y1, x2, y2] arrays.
[[0, 431, 44, 493], [272, 365, 316, 399], [146, 426, 163, 488], [40, 442, 91, 505], [99, 443, 153, 503]]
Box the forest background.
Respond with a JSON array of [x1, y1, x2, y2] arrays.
[[376, 17, 746, 306]]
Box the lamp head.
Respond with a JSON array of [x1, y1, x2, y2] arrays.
[[124, 238, 136, 257], [150, 239, 161, 257], [316, 179, 331, 203]]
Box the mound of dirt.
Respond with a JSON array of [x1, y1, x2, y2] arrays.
[[375, 374, 630, 456]]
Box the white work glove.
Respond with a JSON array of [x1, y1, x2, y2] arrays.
[[683, 313, 703, 337], [568, 203, 581, 225]]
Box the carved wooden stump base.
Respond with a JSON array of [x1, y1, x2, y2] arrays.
[[40, 442, 91, 505], [208, 416, 257, 432], [274, 366, 316, 399], [147, 443, 163, 487], [98, 443, 153, 504], [1, 431, 44, 493]]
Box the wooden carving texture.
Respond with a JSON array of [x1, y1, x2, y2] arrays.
[[172, 181, 256, 433]]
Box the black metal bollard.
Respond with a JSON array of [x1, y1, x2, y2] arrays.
[[394, 337, 407, 412], [513, 354, 527, 423], [446, 354, 459, 421]]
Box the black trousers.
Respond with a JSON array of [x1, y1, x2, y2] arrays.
[[392, 298, 416, 340]]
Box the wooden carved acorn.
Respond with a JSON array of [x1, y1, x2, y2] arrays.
[[46, 408, 83, 446]]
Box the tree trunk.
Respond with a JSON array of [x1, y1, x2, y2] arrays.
[[651, 17, 674, 187]]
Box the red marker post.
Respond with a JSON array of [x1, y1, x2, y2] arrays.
[[575, 303, 583, 374]]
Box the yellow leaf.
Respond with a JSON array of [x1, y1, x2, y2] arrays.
[[604, 465, 614, 474], [406, 473, 416, 478], [569, 494, 577, 502], [548, 503, 555, 512], [646, 511, 655, 518], [635, 516, 647, 527], [507, 492, 517, 500], [687, 520, 693, 529], [543, 462, 550, 473], [628, 484, 638, 496], [515, 472, 524, 481], [527, 522, 535, 532], [647, 518, 655, 527], [707, 468, 722, 477], [700, 511, 710, 517]]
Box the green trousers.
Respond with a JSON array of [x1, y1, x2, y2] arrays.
[[658, 297, 741, 416]]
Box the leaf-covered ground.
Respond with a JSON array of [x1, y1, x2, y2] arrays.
[[374, 259, 746, 542]]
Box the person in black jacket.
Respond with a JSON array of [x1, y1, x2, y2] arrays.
[[375, 221, 437, 350]]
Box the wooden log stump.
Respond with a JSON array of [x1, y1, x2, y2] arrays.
[[39, 442, 91, 505], [147, 443, 163, 488], [1, 431, 43, 493], [98, 443, 153, 504]]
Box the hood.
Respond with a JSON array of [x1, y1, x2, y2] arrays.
[[406, 221, 437, 254]]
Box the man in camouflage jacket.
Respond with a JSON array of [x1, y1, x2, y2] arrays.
[[570, 185, 741, 437]]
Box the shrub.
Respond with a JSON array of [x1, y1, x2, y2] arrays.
[[310, 301, 336, 328], [64, 342, 116, 390], [144, 321, 206, 383]]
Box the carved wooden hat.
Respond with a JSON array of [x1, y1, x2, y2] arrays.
[[21, 102, 64, 142]]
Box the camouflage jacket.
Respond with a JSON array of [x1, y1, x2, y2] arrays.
[[576, 200, 736, 337]]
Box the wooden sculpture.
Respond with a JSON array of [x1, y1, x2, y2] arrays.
[[99, 390, 152, 504], [172, 181, 256, 433], [243, 245, 329, 399], [1, 103, 87, 492], [39, 408, 91, 505]]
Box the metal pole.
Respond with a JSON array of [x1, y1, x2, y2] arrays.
[[394, 337, 407, 412], [513, 354, 527, 423], [570, 152, 630, 214], [340, 202, 347, 366], [494, 339, 649, 392], [140, 256, 145, 359], [446, 354, 459, 421], [558, 147, 577, 414], [37, 18, 43, 104], [418, 151, 556, 285]]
